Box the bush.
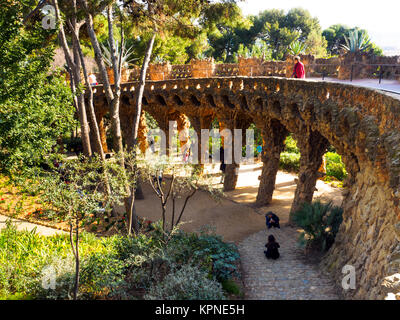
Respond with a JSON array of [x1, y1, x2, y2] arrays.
[[166, 230, 240, 281], [0, 219, 240, 300], [292, 200, 343, 251], [279, 152, 300, 172], [221, 279, 241, 295], [284, 135, 299, 154], [144, 265, 225, 300], [325, 152, 347, 181], [195, 234, 240, 281], [0, 221, 126, 299]]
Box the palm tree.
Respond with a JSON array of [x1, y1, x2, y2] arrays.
[[341, 30, 371, 53]]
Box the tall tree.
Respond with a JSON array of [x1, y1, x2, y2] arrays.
[[323, 24, 383, 56], [122, 0, 211, 235], [252, 8, 324, 60], [0, 0, 75, 174], [51, 0, 93, 157], [203, 2, 251, 62]]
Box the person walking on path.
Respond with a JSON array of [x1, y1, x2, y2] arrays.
[[292, 56, 306, 79]]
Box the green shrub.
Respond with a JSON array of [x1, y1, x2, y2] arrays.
[[284, 135, 299, 154], [221, 279, 241, 295], [196, 234, 240, 281], [0, 221, 126, 299], [0, 219, 240, 300], [144, 265, 225, 300], [292, 200, 343, 251], [279, 152, 300, 172], [325, 152, 347, 181], [167, 230, 240, 281], [278, 150, 347, 181]]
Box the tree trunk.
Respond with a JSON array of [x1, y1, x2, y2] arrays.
[[107, 5, 124, 154], [53, 0, 91, 157], [126, 32, 157, 236], [223, 163, 239, 191], [69, 222, 80, 300], [68, 19, 104, 159]]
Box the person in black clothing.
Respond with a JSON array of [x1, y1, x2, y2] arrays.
[[219, 146, 226, 184], [264, 235, 280, 260], [265, 212, 280, 229]]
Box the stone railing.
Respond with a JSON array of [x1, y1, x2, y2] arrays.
[[93, 53, 400, 85]]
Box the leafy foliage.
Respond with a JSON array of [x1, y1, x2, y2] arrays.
[[0, 217, 240, 300], [144, 264, 225, 300], [288, 40, 307, 56], [284, 135, 299, 154], [292, 201, 343, 251], [0, 1, 75, 175], [101, 40, 137, 68], [0, 220, 119, 299], [279, 152, 300, 172], [167, 228, 240, 281], [253, 8, 324, 60], [342, 30, 371, 53], [323, 25, 382, 56], [38, 155, 129, 227], [325, 152, 347, 181]]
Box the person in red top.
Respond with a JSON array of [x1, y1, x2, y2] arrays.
[[292, 56, 306, 79]]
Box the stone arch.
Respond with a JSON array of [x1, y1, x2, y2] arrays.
[[91, 77, 400, 299]]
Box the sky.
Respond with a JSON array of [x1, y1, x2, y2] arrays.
[[237, 0, 400, 55]]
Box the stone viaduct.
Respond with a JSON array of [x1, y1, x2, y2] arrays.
[[90, 73, 400, 299]]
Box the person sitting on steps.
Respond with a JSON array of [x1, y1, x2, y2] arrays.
[[264, 235, 280, 260]]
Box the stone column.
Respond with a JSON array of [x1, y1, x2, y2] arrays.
[[255, 119, 289, 206], [187, 114, 213, 168], [91, 106, 108, 154], [289, 129, 330, 222], [97, 117, 108, 153], [219, 120, 239, 192], [137, 111, 149, 154], [176, 113, 190, 157]]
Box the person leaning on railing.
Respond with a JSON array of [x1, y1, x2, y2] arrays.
[[292, 56, 306, 79]]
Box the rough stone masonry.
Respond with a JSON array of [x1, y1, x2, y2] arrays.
[[90, 72, 400, 300]]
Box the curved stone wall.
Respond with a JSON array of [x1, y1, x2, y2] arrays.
[[92, 77, 400, 299]]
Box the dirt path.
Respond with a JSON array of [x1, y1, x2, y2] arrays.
[[0, 214, 66, 236], [135, 163, 343, 243]]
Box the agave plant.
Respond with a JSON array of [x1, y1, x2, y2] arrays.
[[101, 40, 136, 69], [341, 30, 371, 53], [292, 200, 343, 252], [288, 40, 307, 56]]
